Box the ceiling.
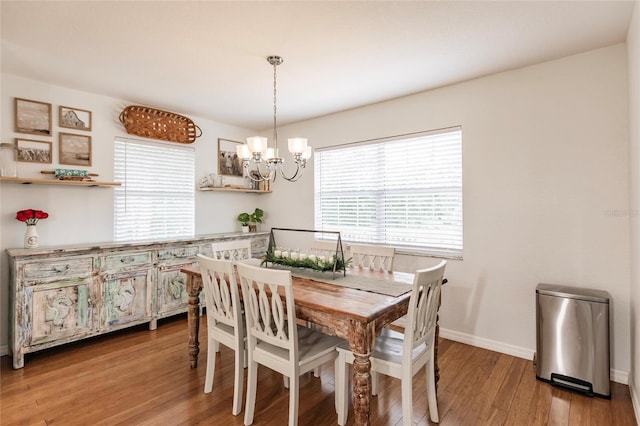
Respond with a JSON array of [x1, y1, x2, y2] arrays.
[[1, 1, 635, 130]]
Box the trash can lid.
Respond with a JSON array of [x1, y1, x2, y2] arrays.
[[536, 283, 610, 303]]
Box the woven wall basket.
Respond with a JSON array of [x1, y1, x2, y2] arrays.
[[119, 105, 202, 144]]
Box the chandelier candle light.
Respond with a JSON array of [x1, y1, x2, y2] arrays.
[[236, 56, 312, 183]]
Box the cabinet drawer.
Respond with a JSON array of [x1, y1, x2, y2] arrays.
[[102, 252, 152, 271], [157, 246, 198, 264], [22, 258, 93, 281]]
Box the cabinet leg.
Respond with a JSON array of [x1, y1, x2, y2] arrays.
[[149, 318, 158, 331], [13, 352, 24, 369]]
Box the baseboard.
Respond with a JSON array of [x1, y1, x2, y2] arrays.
[[630, 376, 640, 424], [439, 327, 535, 361], [0, 344, 8, 357], [611, 369, 629, 385], [439, 327, 628, 384]]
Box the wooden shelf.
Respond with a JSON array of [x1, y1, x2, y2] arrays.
[[0, 177, 121, 187], [198, 187, 270, 194]]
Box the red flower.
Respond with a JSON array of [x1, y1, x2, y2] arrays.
[[16, 209, 49, 226]]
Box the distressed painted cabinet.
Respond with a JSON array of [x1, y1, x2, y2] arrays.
[[99, 250, 154, 330], [8, 232, 269, 369], [20, 256, 96, 350], [155, 244, 199, 322]]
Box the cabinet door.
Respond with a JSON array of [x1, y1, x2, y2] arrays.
[[25, 278, 94, 346], [156, 265, 190, 316], [101, 269, 152, 328]]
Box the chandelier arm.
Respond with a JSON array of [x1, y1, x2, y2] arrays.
[[278, 162, 304, 182], [244, 161, 275, 182]]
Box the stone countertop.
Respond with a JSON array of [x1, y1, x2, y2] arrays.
[[6, 231, 270, 258]]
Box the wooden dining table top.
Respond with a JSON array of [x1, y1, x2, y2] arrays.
[[181, 262, 414, 331]]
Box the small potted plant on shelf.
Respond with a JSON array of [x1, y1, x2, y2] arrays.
[[237, 212, 251, 233], [248, 208, 263, 232], [237, 208, 264, 232]]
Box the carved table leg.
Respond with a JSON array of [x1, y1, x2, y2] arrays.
[[350, 321, 376, 426], [186, 273, 202, 368]]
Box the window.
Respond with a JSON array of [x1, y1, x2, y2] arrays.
[[114, 137, 195, 242], [314, 127, 462, 258]]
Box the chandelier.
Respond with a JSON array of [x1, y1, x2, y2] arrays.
[[236, 56, 312, 183]]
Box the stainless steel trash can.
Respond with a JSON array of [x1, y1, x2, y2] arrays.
[[535, 283, 610, 398]]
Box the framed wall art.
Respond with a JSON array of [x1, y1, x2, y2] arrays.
[[59, 133, 92, 166], [15, 138, 53, 163], [59, 106, 92, 131], [218, 138, 244, 177], [14, 98, 52, 136]]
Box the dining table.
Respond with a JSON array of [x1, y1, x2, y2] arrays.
[[181, 261, 441, 426]]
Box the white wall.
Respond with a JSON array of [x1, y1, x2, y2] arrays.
[[1, 44, 633, 386], [0, 74, 266, 350], [627, 0, 640, 417], [263, 44, 632, 379]]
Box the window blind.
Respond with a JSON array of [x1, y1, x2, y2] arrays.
[[114, 137, 195, 242], [314, 127, 462, 257]]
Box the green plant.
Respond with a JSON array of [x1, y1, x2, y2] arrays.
[[261, 250, 352, 272], [237, 212, 251, 226], [249, 208, 263, 224], [237, 208, 263, 226]]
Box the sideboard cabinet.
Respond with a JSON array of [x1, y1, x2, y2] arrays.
[[7, 232, 268, 369]]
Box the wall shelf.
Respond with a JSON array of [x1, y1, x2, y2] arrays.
[[198, 187, 270, 194], [0, 177, 121, 187]]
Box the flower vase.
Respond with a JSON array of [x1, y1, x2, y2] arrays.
[[24, 225, 38, 248]]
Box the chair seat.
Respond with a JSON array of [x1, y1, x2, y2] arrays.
[[255, 325, 342, 374], [337, 334, 428, 366]]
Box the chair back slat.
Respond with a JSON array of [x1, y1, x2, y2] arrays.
[[197, 254, 242, 330], [212, 239, 252, 261], [349, 244, 395, 272], [404, 260, 446, 357], [237, 263, 297, 353], [310, 240, 339, 257]]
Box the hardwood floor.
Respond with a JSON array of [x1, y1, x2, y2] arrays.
[[1, 315, 636, 425]]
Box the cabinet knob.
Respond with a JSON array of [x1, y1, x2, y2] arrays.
[[53, 265, 70, 273]]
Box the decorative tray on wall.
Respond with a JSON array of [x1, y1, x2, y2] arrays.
[[119, 105, 202, 144]]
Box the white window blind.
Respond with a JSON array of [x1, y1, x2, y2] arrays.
[[114, 137, 195, 242], [314, 127, 462, 258]]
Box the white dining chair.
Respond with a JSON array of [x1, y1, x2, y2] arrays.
[[335, 260, 447, 426], [206, 239, 252, 318], [310, 239, 342, 257], [236, 262, 344, 426], [349, 244, 395, 272], [211, 239, 253, 261], [197, 254, 246, 416]]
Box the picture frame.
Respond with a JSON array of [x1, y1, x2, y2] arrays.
[[59, 132, 92, 166], [15, 138, 53, 163], [59, 105, 92, 131], [218, 138, 244, 177], [14, 98, 52, 136]]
